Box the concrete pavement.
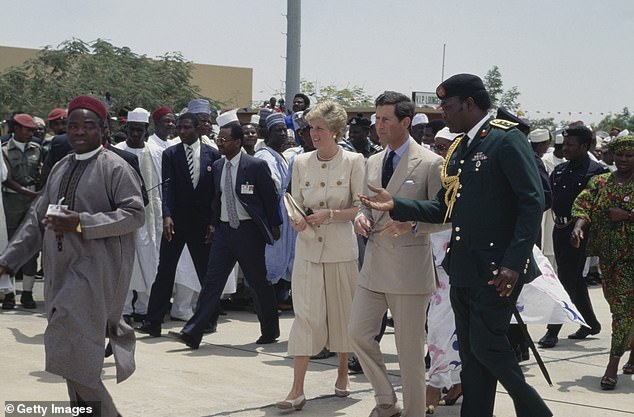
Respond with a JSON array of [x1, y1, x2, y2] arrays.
[[1, 281, 632, 417]]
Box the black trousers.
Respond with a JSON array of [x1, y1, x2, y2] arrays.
[[182, 221, 279, 343], [451, 284, 552, 417], [548, 224, 600, 334], [145, 223, 211, 324]]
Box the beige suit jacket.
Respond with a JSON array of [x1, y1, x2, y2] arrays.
[[357, 137, 447, 294], [292, 149, 365, 263]]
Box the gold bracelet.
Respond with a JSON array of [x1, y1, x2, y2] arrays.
[[75, 222, 82, 233], [329, 209, 334, 220]]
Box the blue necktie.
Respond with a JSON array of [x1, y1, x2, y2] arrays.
[[382, 150, 396, 188]]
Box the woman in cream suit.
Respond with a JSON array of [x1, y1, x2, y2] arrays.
[[277, 101, 365, 410]]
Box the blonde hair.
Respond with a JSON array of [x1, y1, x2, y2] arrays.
[[305, 101, 348, 140]]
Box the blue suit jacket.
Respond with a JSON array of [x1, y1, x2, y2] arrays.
[[212, 153, 282, 245], [162, 141, 220, 228]]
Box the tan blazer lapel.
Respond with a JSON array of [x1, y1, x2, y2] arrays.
[[386, 138, 421, 196]]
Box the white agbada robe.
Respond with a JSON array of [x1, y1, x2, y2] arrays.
[[0, 154, 11, 293], [114, 141, 163, 314]]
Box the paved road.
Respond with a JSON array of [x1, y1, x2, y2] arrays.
[[1, 282, 632, 416]]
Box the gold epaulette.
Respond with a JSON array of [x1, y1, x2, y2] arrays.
[[489, 119, 518, 130]]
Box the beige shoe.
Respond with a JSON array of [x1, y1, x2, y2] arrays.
[[368, 403, 402, 417], [276, 394, 306, 410]]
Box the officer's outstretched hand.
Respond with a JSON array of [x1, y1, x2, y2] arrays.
[[359, 184, 394, 212]]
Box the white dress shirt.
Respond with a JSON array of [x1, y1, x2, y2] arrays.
[[219, 151, 251, 222]]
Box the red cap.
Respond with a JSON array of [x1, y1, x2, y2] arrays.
[[47, 108, 67, 121], [13, 114, 37, 129], [151, 106, 174, 125], [67, 95, 108, 122]]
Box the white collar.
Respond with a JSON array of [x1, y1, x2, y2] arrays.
[[75, 147, 102, 160]]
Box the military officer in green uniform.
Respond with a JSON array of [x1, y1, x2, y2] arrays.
[[1, 113, 42, 309], [360, 74, 552, 417]]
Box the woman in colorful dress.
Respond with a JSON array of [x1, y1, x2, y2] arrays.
[[571, 134, 634, 390]]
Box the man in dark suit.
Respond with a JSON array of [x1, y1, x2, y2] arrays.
[[170, 122, 282, 349], [360, 74, 552, 417], [537, 125, 608, 348], [137, 112, 220, 336]]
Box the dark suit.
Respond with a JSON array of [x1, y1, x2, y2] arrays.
[[390, 119, 551, 417], [546, 156, 608, 335], [144, 141, 220, 325], [181, 152, 282, 344]]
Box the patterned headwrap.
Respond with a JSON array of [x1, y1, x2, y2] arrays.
[[607, 135, 634, 153]]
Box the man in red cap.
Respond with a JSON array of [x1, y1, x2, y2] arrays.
[[0, 95, 144, 417], [47, 108, 68, 136], [1, 113, 42, 309]]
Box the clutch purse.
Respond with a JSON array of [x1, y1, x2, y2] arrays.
[[283, 192, 315, 239]]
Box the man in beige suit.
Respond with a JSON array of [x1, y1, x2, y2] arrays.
[[349, 91, 445, 417]]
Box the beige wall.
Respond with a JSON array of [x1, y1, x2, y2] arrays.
[[0, 45, 253, 108]]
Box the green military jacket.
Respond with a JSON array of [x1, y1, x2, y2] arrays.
[[390, 118, 544, 287], [2, 137, 42, 191]]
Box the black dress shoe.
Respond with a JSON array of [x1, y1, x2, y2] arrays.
[[20, 291, 37, 309], [2, 293, 16, 310], [135, 321, 161, 337], [105, 342, 113, 358], [310, 347, 335, 359], [348, 355, 363, 374], [537, 332, 558, 348], [568, 326, 600, 339], [256, 333, 279, 344], [167, 331, 200, 349], [132, 313, 147, 323]]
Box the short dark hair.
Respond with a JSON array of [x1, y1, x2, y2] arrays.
[[564, 126, 593, 147], [222, 123, 244, 143], [294, 93, 310, 108], [427, 119, 446, 134], [177, 112, 200, 128], [375, 91, 415, 123]]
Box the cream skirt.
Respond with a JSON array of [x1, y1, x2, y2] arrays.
[[288, 259, 358, 356]]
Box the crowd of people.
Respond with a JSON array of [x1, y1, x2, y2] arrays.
[[0, 73, 632, 417]]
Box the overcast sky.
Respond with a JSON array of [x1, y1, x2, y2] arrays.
[[3, 0, 633, 124]]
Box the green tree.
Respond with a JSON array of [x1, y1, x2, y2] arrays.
[[277, 80, 375, 108], [0, 38, 213, 119], [527, 117, 558, 132], [483, 66, 521, 112], [596, 107, 634, 132]]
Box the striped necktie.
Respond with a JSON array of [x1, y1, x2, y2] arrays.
[[186, 145, 195, 184], [224, 160, 240, 229]]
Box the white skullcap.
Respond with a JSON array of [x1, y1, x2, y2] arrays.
[[250, 114, 260, 125], [435, 127, 458, 141], [528, 128, 550, 143], [127, 107, 150, 123], [370, 113, 376, 126], [32, 116, 45, 127], [554, 133, 564, 145], [216, 109, 239, 128], [411, 113, 429, 126]]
